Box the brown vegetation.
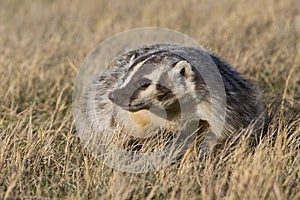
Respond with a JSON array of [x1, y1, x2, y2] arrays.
[[0, 0, 299, 199]]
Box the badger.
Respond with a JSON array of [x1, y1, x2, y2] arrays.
[[85, 43, 265, 156]]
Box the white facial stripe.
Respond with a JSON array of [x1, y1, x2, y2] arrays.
[[120, 56, 153, 88], [144, 67, 168, 84], [129, 55, 135, 66], [139, 85, 157, 99]]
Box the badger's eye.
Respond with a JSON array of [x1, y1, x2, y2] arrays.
[[138, 78, 151, 88]]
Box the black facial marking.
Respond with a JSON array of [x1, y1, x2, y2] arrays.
[[137, 78, 151, 89], [180, 67, 185, 76], [128, 78, 151, 104], [156, 84, 175, 101]]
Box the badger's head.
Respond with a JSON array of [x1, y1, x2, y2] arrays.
[[108, 52, 197, 113]]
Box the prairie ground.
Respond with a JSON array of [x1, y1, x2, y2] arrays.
[[0, 0, 299, 199]]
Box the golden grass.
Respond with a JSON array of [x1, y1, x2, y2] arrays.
[[0, 0, 299, 199]]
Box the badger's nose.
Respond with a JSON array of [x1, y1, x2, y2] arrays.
[[108, 92, 116, 102], [108, 91, 131, 107]]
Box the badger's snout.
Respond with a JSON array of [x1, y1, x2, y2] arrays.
[[108, 89, 151, 112], [107, 91, 117, 102], [108, 90, 136, 110], [108, 90, 129, 106]]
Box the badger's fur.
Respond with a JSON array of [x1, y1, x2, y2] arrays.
[[86, 43, 265, 155]]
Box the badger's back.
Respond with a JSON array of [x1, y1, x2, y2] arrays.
[[209, 54, 264, 127]]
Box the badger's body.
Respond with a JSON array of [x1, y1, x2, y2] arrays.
[[86, 43, 264, 154]]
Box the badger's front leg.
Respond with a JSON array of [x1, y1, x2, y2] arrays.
[[198, 129, 219, 158]]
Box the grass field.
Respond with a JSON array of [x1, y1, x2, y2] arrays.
[[0, 0, 299, 199]]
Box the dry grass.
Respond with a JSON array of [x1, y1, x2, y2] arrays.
[[0, 0, 299, 199]]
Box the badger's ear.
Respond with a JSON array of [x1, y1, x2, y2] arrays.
[[173, 61, 193, 78]]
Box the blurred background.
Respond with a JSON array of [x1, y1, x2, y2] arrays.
[[1, 0, 299, 96]]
